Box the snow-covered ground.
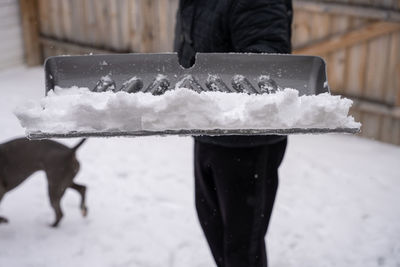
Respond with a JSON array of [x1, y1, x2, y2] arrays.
[[0, 67, 399, 267]]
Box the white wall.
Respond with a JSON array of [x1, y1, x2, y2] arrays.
[[0, 0, 24, 70]]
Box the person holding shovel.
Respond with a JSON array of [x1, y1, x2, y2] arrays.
[[174, 0, 292, 266]]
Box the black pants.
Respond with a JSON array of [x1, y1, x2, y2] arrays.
[[194, 139, 287, 267]]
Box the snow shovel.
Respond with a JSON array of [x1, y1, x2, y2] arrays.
[[25, 53, 359, 139]]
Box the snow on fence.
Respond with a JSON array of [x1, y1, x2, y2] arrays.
[[18, 0, 400, 145]]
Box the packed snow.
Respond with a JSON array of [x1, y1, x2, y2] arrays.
[[14, 86, 360, 135], [1, 67, 399, 267]]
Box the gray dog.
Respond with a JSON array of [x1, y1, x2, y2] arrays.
[[0, 138, 87, 227]]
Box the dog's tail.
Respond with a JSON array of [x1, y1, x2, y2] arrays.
[[71, 138, 87, 153]]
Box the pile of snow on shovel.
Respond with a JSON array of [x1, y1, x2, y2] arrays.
[[14, 86, 361, 134]]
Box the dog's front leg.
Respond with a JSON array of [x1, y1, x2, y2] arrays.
[[0, 183, 8, 224]]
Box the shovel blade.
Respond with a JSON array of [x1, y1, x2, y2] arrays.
[[28, 53, 359, 140]]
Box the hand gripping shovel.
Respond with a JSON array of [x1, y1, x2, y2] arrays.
[[24, 53, 360, 139]]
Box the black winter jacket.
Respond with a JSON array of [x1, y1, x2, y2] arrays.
[[174, 0, 293, 147]]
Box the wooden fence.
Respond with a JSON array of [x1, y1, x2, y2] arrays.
[[0, 0, 24, 69], [20, 0, 179, 61], [292, 0, 400, 145], [19, 0, 400, 145]]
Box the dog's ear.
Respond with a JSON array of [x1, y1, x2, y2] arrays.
[[70, 139, 87, 154]]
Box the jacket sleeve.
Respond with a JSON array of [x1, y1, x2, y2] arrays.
[[229, 0, 292, 54]]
